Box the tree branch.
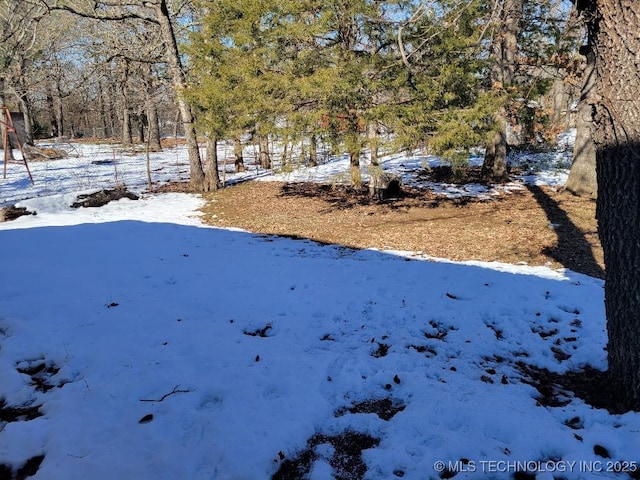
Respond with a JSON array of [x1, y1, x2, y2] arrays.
[[139, 385, 193, 402], [42, 0, 159, 24]]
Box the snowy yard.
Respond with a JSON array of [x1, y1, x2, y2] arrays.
[[0, 138, 639, 479]]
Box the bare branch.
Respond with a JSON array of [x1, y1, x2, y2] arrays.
[[43, 0, 159, 24], [139, 385, 193, 402]]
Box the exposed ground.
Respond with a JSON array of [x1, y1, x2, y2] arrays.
[[199, 175, 603, 279]]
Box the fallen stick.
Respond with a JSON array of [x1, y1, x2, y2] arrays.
[[139, 385, 193, 402]]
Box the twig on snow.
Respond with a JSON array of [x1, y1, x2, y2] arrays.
[[139, 385, 193, 402]]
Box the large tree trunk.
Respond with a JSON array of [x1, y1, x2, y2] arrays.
[[155, 0, 205, 191], [16, 94, 35, 145], [122, 107, 132, 145], [233, 137, 245, 172], [482, 0, 522, 182], [482, 108, 508, 180], [146, 100, 161, 152], [565, 46, 597, 198], [584, 0, 640, 410], [205, 135, 222, 191], [142, 64, 162, 152], [258, 134, 271, 169]]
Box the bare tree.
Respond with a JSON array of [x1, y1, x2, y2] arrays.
[[41, 0, 208, 190], [0, 0, 48, 147]]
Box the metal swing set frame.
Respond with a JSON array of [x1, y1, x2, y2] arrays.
[[1, 106, 34, 184]]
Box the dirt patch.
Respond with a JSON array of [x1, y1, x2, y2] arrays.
[[200, 180, 603, 278], [516, 363, 625, 414], [0, 398, 42, 423], [0, 454, 45, 480], [16, 359, 65, 393], [272, 430, 380, 480], [335, 397, 406, 421]]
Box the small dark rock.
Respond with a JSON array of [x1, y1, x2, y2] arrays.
[[138, 414, 154, 424], [593, 444, 610, 458]]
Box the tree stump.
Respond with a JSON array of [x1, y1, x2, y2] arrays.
[[369, 171, 402, 200]]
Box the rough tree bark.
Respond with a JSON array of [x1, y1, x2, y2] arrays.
[[205, 135, 222, 191], [154, 0, 206, 191], [143, 64, 162, 152], [258, 134, 271, 169], [582, 0, 640, 410], [482, 0, 522, 182], [565, 45, 597, 197]]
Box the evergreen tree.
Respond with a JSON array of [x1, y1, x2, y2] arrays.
[[391, 0, 494, 170]]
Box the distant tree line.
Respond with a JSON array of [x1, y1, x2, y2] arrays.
[[2, 0, 586, 189]]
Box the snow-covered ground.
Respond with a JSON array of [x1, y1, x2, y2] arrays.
[[1, 132, 574, 207], [1, 134, 638, 480]]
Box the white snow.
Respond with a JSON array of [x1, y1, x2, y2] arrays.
[[1, 133, 638, 480]]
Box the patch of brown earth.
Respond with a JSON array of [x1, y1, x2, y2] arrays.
[[200, 181, 603, 278]]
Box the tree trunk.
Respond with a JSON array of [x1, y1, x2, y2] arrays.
[[47, 95, 58, 138], [281, 138, 289, 167], [16, 93, 35, 145], [107, 82, 118, 138], [122, 107, 132, 145], [258, 134, 271, 169], [584, 0, 640, 410], [97, 80, 109, 138], [233, 137, 245, 172], [482, 0, 522, 182], [120, 62, 132, 145], [550, 76, 567, 127], [50, 77, 65, 140], [482, 108, 508, 180], [155, 0, 205, 191], [0, 79, 16, 161], [146, 100, 161, 151], [143, 64, 162, 152], [204, 135, 222, 191], [368, 121, 379, 166], [309, 134, 318, 167], [565, 46, 597, 198], [136, 113, 145, 143]]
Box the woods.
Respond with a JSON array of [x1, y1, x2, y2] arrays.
[[1, 0, 640, 413], [2, 0, 581, 186]]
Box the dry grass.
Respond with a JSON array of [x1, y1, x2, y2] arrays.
[[200, 180, 604, 278]]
